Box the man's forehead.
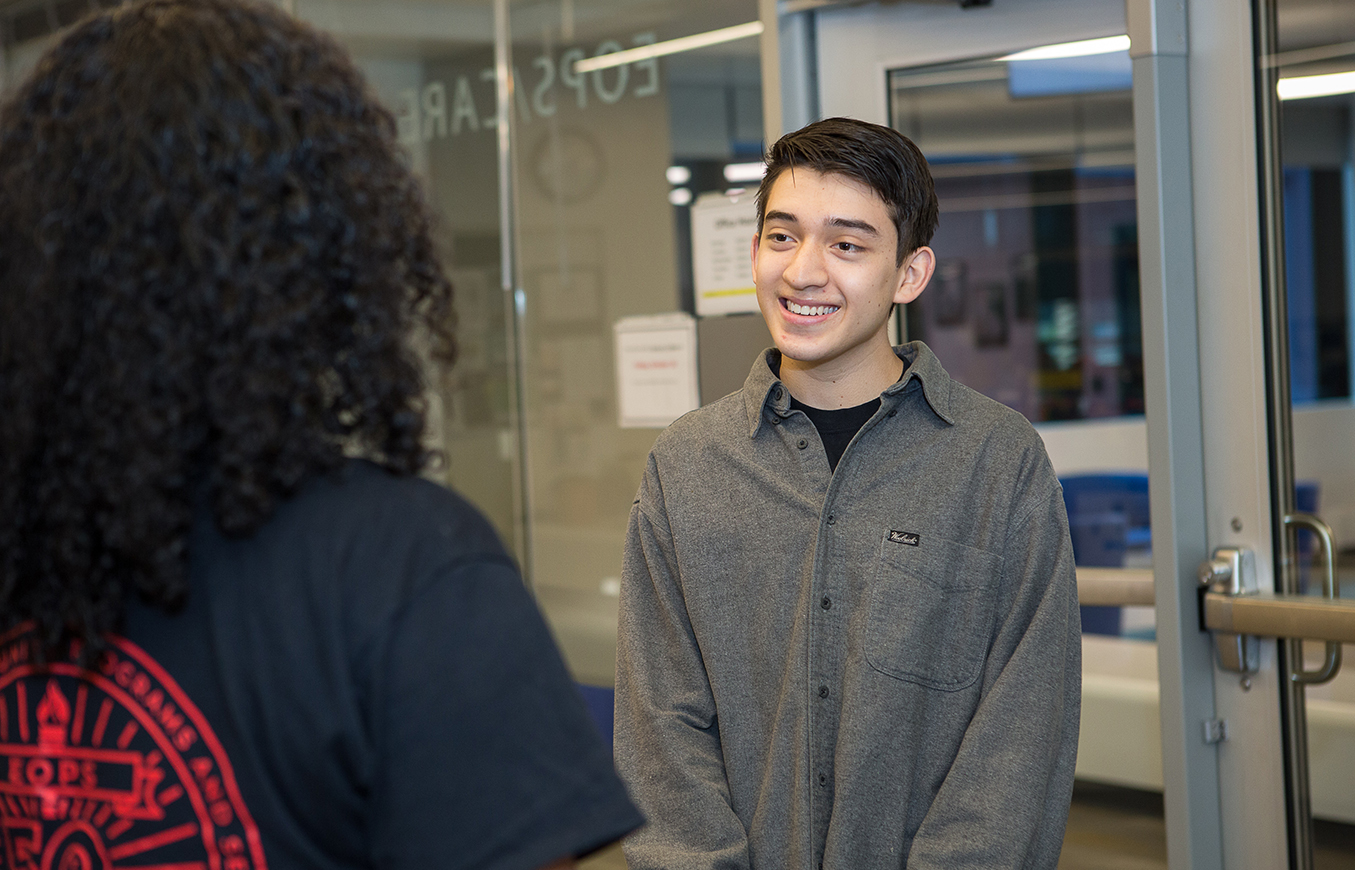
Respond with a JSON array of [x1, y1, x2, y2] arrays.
[[766, 168, 888, 213], [764, 168, 893, 238]]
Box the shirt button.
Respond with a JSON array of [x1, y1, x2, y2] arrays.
[[888, 409, 897, 418], [773, 387, 784, 401], [826, 514, 836, 524], [797, 439, 808, 449], [818, 685, 829, 698], [818, 772, 827, 786], [821, 596, 832, 610]]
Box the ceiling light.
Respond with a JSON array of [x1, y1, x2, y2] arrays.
[[999, 35, 1130, 62], [1278, 69, 1355, 100], [667, 166, 692, 185], [574, 21, 763, 74], [723, 162, 766, 183]]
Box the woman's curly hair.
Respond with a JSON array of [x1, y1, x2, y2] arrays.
[[0, 0, 456, 653]]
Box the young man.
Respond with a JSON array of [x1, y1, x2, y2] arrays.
[[615, 117, 1081, 869]]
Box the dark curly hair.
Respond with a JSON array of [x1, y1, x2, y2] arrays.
[[0, 0, 456, 654]]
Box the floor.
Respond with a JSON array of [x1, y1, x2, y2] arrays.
[[579, 843, 627, 870], [1060, 782, 1355, 870], [580, 781, 1355, 869]]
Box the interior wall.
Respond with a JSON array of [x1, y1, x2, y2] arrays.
[[1035, 416, 1149, 476]]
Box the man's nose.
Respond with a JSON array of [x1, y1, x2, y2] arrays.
[[783, 242, 827, 289]]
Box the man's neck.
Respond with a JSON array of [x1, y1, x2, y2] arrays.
[[779, 344, 904, 410]]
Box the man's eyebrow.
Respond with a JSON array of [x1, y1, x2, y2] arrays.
[[763, 211, 881, 237], [827, 217, 881, 236]]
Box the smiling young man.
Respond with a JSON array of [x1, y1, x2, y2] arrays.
[[615, 118, 1081, 870]]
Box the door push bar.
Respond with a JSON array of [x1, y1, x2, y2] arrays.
[[1198, 514, 1350, 683]]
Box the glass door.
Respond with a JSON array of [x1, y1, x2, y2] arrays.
[[293, 0, 766, 702], [1254, 0, 1355, 865]]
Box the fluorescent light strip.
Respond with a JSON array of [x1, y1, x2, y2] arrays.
[[998, 34, 1130, 62], [723, 162, 766, 183], [1278, 69, 1355, 100], [573, 21, 763, 74]]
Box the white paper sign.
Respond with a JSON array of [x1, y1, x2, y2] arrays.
[[614, 313, 700, 429], [692, 192, 760, 316]]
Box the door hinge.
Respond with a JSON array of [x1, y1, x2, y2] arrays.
[[1203, 718, 1228, 744]]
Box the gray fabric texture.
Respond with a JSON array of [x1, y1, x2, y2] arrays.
[[615, 342, 1081, 870]]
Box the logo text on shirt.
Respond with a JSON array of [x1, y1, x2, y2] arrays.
[[888, 530, 920, 546], [0, 626, 269, 870]]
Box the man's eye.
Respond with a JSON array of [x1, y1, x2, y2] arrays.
[[834, 242, 861, 253]]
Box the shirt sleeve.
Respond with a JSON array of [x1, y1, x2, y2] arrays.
[[367, 556, 643, 870], [613, 456, 752, 870], [905, 472, 1082, 870]]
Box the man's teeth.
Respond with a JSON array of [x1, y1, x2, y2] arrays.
[[786, 301, 839, 316]]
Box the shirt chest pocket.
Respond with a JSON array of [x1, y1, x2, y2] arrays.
[[863, 532, 1002, 691]]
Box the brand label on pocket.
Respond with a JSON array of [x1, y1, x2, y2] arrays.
[[888, 530, 920, 546]]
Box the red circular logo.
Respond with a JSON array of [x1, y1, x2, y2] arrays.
[[0, 627, 267, 870]]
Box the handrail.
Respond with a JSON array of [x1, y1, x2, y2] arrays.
[[1076, 567, 1156, 607]]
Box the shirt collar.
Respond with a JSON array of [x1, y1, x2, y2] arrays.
[[745, 341, 955, 438]]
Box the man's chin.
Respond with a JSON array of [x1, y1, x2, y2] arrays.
[[773, 344, 834, 369]]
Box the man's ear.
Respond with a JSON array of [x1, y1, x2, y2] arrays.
[[893, 245, 936, 305], [750, 231, 761, 271]]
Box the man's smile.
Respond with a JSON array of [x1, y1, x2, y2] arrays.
[[783, 299, 840, 317]]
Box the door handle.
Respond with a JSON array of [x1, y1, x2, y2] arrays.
[[1198, 524, 1354, 682], [1284, 513, 1341, 685]]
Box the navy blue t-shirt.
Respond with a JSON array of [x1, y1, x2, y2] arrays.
[[0, 460, 641, 870]]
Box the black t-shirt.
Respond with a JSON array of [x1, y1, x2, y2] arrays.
[[0, 460, 641, 870], [790, 396, 882, 471]]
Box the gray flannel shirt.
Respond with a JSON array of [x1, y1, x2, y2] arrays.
[[615, 342, 1081, 870]]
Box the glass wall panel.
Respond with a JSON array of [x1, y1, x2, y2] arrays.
[[507, 0, 762, 689], [293, 0, 520, 553]]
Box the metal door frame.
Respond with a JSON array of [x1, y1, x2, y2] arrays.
[[1133, 0, 1301, 866]]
